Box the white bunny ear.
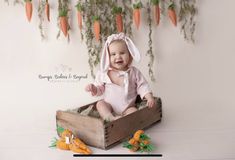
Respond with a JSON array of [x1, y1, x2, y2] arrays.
[[100, 41, 110, 72], [125, 37, 141, 63]]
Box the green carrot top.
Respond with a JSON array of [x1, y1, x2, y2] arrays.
[[112, 6, 123, 14], [168, 2, 175, 10], [92, 15, 100, 21], [151, 0, 160, 5], [59, 7, 68, 17], [133, 1, 143, 9], [75, 2, 84, 11]]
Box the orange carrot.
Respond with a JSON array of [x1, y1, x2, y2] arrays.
[[168, 2, 177, 26], [116, 14, 123, 32], [56, 139, 70, 150], [151, 0, 160, 25], [154, 5, 160, 25], [45, 0, 50, 22], [128, 138, 139, 152], [59, 7, 68, 37], [75, 2, 83, 30], [60, 17, 68, 37], [133, 2, 143, 30], [77, 11, 82, 30], [93, 16, 100, 42], [94, 21, 100, 41], [112, 6, 123, 32], [69, 144, 90, 154], [133, 130, 144, 141], [72, 138, 92, 154], [133, 9, 140, 29], [25, 0, 33, 22]]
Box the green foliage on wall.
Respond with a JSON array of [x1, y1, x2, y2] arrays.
[[4, 0, 198, 81]]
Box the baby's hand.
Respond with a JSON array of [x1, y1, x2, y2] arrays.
[[85, 84, 97, 96], [147, 97, 155, 108], [145, 93, 155, 108]]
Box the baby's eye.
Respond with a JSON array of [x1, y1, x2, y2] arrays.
[[120, 52, 125, 55], [110, 53, 116, 56]]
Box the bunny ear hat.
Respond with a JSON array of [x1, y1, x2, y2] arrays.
[[100, 32, 141, 72]]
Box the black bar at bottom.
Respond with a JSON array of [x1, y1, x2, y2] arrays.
[[73, 154, 162, 157]]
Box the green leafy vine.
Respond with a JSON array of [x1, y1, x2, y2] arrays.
[[178, 0, 197, 43], [146, 2, 155, 81], [38, 0, 47, 40]]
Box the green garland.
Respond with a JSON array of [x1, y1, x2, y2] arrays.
[[38, 0, 47, 40], [122, 0, 133, 38], [146, 2, 155, 81], [3, 0, 198, 81], [179, 0, 197, 43]]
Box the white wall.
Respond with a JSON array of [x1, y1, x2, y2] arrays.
[[0, 0, 235, 149]]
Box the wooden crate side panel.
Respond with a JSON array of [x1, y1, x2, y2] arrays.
[[56, 111, 105, 149], [104, 104, 161, 148]]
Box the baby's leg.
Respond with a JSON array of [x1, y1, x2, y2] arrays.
[[123, 106, 137, 116], [96, 100, 117, 121]]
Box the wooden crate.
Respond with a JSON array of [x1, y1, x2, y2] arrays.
[[56, 97, 162, 149]]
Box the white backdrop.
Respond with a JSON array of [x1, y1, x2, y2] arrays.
[[0, 0, 235, 160]]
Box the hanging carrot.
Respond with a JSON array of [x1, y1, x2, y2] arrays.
[[45, 0, 50, 22], [151, 0, 160, 26], [112, 6, 123, 33], [59, 7, 68, 37], [133, 1, 143, 30], [168, 2, 177, 26], [93, 16, 100, 42], [25, 0, 33, 22], [75, 2, 84, 30]]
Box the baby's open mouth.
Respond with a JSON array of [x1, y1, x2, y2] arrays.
[[115, 60, 123, 64]]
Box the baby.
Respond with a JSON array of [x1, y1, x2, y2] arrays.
[[85, 33, 155, 121]]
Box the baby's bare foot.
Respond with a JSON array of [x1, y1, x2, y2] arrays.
[[113, 115, 122, 120], [104, 115, 121, 122]]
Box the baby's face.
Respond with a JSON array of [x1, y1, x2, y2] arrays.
[[108, 40, 131, 71]]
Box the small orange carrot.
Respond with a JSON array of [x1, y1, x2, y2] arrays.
[[133, 130, 144, 141], [151, 0, 160, 26], [77, 11, 82, 30], [69, 144, 90, 154], [93, 16, 100, 42], [128, 138, 139, 152], [59, 7, 68, 37], [168, 2, 177, 26], [45, 0, 50, 22], [60, 129, 73, 140], [112, 6, 123, 33], [133, 1, 143, 30], [56, 139, 70, 150], [75, 2, 83, 30], [25, 0, 33, 22], [116, 14, 123, 32], [72, 138, 92, 154]]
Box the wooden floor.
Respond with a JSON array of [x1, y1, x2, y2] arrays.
[[1, 102, 235, 160]]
